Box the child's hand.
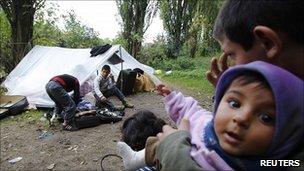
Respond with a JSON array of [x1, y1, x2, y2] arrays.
[[108, 73, 114, 79], [206, 53, 229, 87], [156, 84, 171, 96]]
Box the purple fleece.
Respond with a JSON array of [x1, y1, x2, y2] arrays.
[[213, 61, 304, 159]]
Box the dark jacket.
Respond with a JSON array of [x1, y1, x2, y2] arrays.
[[50, 74, 80, 104]]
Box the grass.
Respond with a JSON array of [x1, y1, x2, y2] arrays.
[[161, 75, 214, 96], [156, 55, 215, 97], [0, 109, 47, 126]]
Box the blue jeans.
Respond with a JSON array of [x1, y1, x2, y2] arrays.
[[94, 86, 125, 111], [45, 81, 76, 122]]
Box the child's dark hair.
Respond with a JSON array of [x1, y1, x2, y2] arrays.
[[121, 110, 166, 151], [102, 65, 111, 72], [232, 71, 271, 91], [214, 0, 304, 50]]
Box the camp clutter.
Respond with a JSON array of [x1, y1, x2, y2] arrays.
[[1, 45, 160, 108]]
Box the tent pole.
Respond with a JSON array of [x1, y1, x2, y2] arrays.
[[119, 45, 123, 91]]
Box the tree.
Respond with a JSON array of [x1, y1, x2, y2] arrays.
[[197, 0, 221, 55], [116, 0, 158, 58], [183, 0, 221, 58], [62, 10, 106, 48], [0, 9, 11, 73], [182, 9, 204, 58], [159, 0, 198, 59], [34, 4, 107, 48], [33, 2, 63, 46], [0, 0, 45, 72]]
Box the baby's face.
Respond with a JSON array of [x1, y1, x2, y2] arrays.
[[214, 79, 275, 156], [218, 35, 267, 65]]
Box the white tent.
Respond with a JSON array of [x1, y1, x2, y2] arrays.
[[2, 45, 161, 107]]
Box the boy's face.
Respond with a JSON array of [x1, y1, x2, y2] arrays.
[[219, 35, 267, 65], [214, 79, 275, 156], [101, 69, 110, 78]]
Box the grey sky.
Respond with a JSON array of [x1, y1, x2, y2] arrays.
[[47, 0, 164, 43]]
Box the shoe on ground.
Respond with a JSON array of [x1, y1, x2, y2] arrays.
[[62, 122, 78, 131]]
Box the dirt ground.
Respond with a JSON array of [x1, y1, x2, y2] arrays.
[[0, 83, 213, 171]]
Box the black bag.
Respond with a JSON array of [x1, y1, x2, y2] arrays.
[[75, 109, 123, 129], [133, 68, 144, 75], [90, 44, 112, 57], [116, 69, 137, 96]]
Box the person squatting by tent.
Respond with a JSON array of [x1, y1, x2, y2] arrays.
[[45, 74, 80, 131], [93, 65, 134, 111]]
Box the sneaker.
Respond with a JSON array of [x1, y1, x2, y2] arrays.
[[62, 121, 78, 131], [63, 124, 78, 131], [123, 101, 134, 108]]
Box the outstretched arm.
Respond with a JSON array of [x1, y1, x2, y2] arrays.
[[164, 91, 210, 125]]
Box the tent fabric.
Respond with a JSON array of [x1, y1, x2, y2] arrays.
[[2, 45, 161, 107]]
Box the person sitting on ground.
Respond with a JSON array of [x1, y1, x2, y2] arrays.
[[117, 61, 303, 170], [93, 64, 134, 111], [122, 110, 166, 151], [45, 74, 81, 131]]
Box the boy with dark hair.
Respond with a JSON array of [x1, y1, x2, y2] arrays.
[[121, 110, 166, 151], [93, 65, 134, 111], [119, 110, 166, 170], [45, 74, 80, 131], [117, 110, 166, 171], [207, 0, 303, 86]]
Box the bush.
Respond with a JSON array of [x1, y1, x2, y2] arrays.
[[137, 37, 167, 69], [175, 57, 195, 70]]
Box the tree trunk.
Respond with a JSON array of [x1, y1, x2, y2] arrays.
[[1, 0, 36, 71], [117, 0, 155, 59], [160, 0, 197, 59], [189, 36, 198, 58]]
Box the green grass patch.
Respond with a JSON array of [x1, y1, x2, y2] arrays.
[[0, 109, 47, 126], [155, 55, 215, 97], [161, 74, 214, 97]]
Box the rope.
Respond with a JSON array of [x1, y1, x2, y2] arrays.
[[100, 153, 122, 171]]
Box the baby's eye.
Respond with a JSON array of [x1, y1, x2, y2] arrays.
[[259, 113, 275, 125], [228, 100, 240, 108]]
